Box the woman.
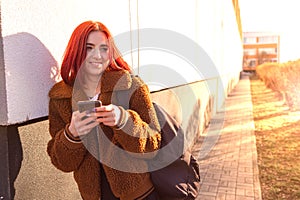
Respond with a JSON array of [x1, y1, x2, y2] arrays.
[[47, 21, 161, 200]]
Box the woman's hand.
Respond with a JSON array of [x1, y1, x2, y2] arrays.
[[68, 104, 121, 139], [94, 104, 121, 127], [68, 110, 99, 138]]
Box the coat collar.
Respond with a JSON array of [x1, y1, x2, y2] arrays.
[[48, 80, 73, 99], [101, 69, 133, 93], [48, 69, 133, 100]]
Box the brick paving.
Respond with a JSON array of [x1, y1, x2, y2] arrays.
[[194, 74, 262, 200]]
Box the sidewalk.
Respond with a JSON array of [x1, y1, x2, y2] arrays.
[[194, 74, 262, 200]]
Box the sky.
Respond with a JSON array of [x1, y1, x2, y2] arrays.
[[239, 0, 300, 62]]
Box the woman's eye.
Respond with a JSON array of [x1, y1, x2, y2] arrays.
[[86, 46, 93, 51], [100, 47, 108, 53]]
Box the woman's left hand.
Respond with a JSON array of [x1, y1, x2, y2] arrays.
[[94, 104, 121, 127]]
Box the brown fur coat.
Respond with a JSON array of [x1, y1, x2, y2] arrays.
[[47, 69, 161, 200]]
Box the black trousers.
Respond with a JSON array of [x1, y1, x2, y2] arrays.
[[100, 164, 119, 200], [143, 190, 160, 200], [100, 164, 160, 200]]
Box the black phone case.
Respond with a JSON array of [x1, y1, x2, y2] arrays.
[[77, 100, 102, 113]]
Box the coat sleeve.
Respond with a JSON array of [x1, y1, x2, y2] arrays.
[[113, 82, 161, 155], [47, 98, 87, 172]]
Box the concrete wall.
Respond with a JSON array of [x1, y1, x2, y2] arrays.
[[0, 0, 243, 199]]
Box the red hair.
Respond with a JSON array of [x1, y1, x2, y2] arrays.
[[60, 21, 131, 86]]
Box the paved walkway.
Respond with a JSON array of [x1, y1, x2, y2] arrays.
[[194, 74, 262, 200]]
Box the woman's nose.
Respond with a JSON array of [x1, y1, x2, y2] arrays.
[[92, 48, 102, 58]]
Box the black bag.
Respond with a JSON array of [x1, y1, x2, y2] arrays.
[[149, 102, 200, 200], [115, 75, 200, 199]]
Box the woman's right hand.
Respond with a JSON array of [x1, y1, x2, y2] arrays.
[[68, 110, 99, 138]]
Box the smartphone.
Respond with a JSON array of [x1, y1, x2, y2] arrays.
[[77, 100, 102, 113]]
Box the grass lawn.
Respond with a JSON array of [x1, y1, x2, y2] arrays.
[[250, 74, 300, 200]]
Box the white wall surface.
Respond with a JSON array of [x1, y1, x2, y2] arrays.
[[0, 0, 243, 125]]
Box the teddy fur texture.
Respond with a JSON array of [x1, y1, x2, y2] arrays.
[[47, 69, 161, 200]]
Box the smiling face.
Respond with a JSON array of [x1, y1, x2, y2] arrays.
[[83, 31, 111, 78]]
